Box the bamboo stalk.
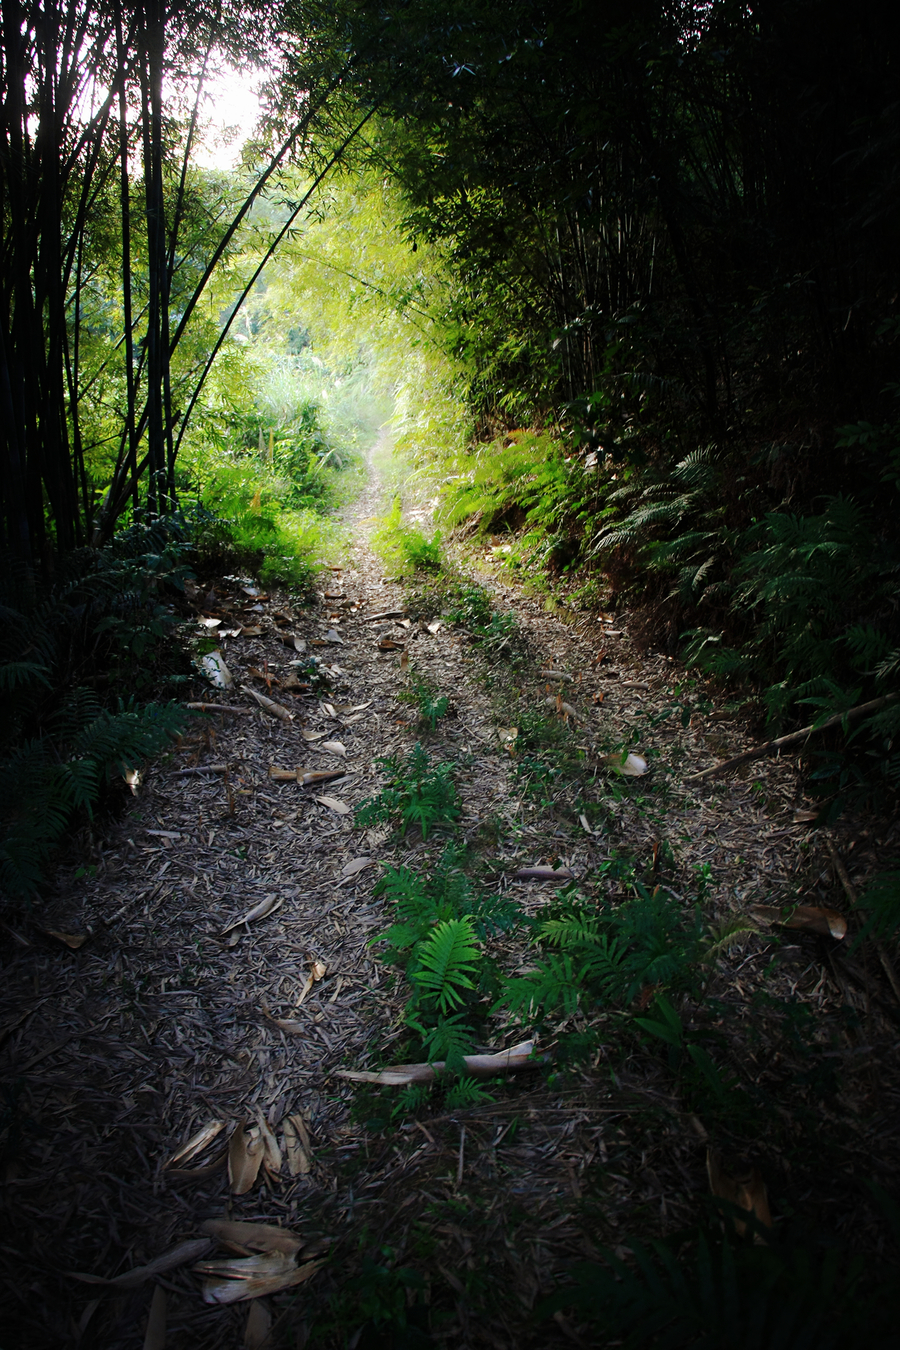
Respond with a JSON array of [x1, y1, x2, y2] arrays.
[[685, 694, 898, 784]]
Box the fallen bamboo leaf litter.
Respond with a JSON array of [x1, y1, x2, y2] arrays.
[[8, 468, 900, 1350]]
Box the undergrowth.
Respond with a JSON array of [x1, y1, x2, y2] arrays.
[[0, 519, 195, 903], [371, 496, 443, 576], [541, 1196, 900, 1349], [355, 743, 460, 840], [397, 669, 450, 731]]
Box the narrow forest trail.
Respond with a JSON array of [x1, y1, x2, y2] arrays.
[[2, 449, 899, 1350]]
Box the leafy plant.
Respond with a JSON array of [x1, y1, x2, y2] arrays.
[[398, 672, 450, 730], [686, 496, 900, 725], [591, 448, 735, 611], [371, 850, 522, 1079], [372, 497, 443, 575], [410, 918, 480, 1013], [539, 1219, 900, 1349], [356, 743, 460, 839], [497, 885, 703, 1025], [851, 871, 900, 947], [445, 581, 525, 660], [0, 524, 194, 903]]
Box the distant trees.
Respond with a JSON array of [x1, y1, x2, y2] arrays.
[[293, 0, 900, 489], [0, 0, 375, 567]]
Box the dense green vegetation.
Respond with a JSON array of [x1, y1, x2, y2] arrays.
[[272, 0, 900, 806]]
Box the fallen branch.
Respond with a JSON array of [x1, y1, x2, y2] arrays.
[[334, 1039, 543, 1086], [685, 693, 898, 783], [825, 838, 900, 1006], [173, 764, 229, 777], [185, 703, 254, 716]]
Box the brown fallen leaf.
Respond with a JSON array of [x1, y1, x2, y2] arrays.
[[792, 807, 820, 823], [539, 670, 574, 683], [45, 930, 88, 950], [316, 740, 347, 758], [378, 639, 404, 651], [142, 1283, 166, 1350], [239, 625, 263, 637], [199, 1254, 326, 1305], [265, 1014, 306, 1034], [293, 960, 328, 1009], [283, 1114, 312, 1176], [164, 1120, 226, 1170], [300, 769, 347, 787], [228, 1121, 266, 1195], [512, 866, 575, 882], [707, 1149, 772, 1242], [749, 902, 847, 940], [165, 1150, 227, 1183], [222, 895, 283, 937], [544, 695, 578, 719], [269, 766, 301, 782], [315, 795, 351, 815], [280, 634, 307, 652], [341, 856, 373, 879], [70, 1238, 213, 1288], [255, 1109, 282, 1179], [400, 649, 409, 674], [301, 729, 329, 742], [337, 1040, 541, 1086], [248, 667, 280, 687], [244, 1298, 272, 1349], [200, 1220, 303, 1257], [241, 686, 294, 723]]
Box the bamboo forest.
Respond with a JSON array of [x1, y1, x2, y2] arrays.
[[1, 2, 899, 1347]]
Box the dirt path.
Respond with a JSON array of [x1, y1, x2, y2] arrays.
[[2, 450, 898, 1348]]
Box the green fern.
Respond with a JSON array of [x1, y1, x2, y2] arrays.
[[410, 918, 480, 1013], [539, 1223, 900, 1349], [496, 886, 702, 1026], [0, 517, 193, 903], [356, 743, 460, 839], [404, 1012, 476, 1075], [444, 1077, 494, 1109]]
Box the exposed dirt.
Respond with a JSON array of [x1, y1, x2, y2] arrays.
[[2, 453, 899, 1348]]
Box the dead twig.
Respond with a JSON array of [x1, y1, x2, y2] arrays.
[[685, 693, 898, 783], [185, 703, 254, 715]]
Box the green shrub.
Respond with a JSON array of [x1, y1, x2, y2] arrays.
[[442, 431, 607, 579]]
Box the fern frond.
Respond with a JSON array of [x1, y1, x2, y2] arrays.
[[411, 918, 480, 1013]]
